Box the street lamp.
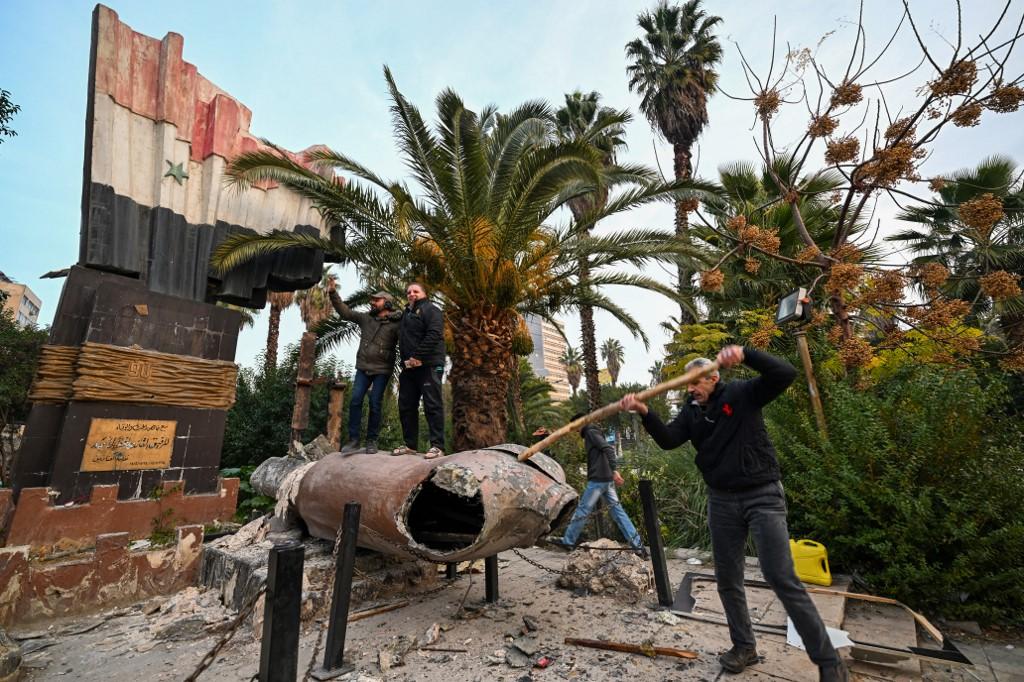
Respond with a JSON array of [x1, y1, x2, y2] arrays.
[[775, 288, 828, 437]]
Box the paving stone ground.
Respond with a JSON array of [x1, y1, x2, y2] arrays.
[[9, 547, 1024, 682]]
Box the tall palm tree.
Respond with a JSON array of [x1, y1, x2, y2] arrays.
[[888, 156, 1024, 345], [290, 267, 336, 441], [212, 68, 705, 451], [627, 0, 723, 322], [601, 338, 625, 387], [559, 344, 583, 397], [265, 291, 295, 373], [554, 91, 632, 410], [649, 359, 664, 386]]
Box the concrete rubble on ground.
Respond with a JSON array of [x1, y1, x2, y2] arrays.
[[555, 538, 653, 599]]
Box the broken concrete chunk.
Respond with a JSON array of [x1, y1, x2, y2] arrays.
[[378, 635, 416, 672], [422, 622, 441, 646], [556, 539, 653, 600], [431, 464, 481, 498], [505, 645, 532, 668], [650, 611, 681, 626]]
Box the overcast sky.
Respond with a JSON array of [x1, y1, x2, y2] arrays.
[[2, 1, 1022, 385]]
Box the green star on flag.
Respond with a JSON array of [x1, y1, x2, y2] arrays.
[[164, 160, 189, 185]]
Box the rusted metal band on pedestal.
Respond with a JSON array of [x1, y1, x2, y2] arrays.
[[28, 345, 81, 402], [28, 342, 238, 409]]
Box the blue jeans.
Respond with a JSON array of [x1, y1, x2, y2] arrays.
[[349, 369, 390, 441], [562, 481, 642, 548]]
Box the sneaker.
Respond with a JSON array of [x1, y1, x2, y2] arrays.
[[546, 536, 575, 551], [364, 440, 378, 454], [634, 546, 650, 560], [340, 438, 361, 454], [819, 662, 849, 682], [424, 447, 444, 459], [391, 445, 417, 456], [719, 646, 759, 674]]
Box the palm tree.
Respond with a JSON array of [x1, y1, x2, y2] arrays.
[[649, 359, 664, 386], [560, 344, 583, 397], [601, 338, 625, 387], [290, 267, 337, 441], [554, 91, 633, 410], [265, 291, 295, 373], [888, 156, 1024, 345], [627, 0, 723, 322], [212, 68, 703, 451]]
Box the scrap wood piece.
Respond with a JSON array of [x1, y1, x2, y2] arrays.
[[669, 609, 971, 667], [675, 571, 942, 644], [348, 600, 410, 622], [564, 637, 698, 660]]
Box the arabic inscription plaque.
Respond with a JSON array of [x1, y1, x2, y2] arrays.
[[80, 418, 176, 471]]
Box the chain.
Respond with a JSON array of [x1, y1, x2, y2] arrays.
[[511, 548, 569, 576], [303, 621, 327, 682], [184, 585, 267, 682]]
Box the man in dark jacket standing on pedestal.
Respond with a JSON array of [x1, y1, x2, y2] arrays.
[[392, 282, 447, 459], [327, 283, 402, 454], [620, 345, 848, 682]]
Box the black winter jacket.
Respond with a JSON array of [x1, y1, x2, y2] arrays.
[[640, 348, 796, 491], [581, 424, 616, 483], [328, 290, 402, 376], [399, 299, 446, 367]]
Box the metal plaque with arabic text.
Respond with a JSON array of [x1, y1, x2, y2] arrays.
[[80, 418, 177, 471]]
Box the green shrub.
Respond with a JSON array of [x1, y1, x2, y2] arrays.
[[768, 365, 1024, 625]]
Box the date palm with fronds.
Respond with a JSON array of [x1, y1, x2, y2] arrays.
[[265, 291, 294, 373], [559, 344, 583, 398], [600, 338, 625, 387], [627, 0, 723, 322], [554, 91, 642, 409], [212, 68, 710, 450]]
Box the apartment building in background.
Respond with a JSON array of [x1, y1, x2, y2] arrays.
[[0, 271, 42, 328], [524, 314, 571, 402]]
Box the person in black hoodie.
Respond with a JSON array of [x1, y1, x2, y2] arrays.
[[552, 416, 648, 558], [620, 346, 847, 682], [392, 282, 447, 459]]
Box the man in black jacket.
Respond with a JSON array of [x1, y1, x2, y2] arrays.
[[620, 346, 847, 682], [327, 284, 402, 454], [392, 282, 446, 459], [553, 415, 647, 558]]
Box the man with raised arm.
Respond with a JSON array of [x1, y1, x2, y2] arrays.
[[620, 345, 847, 682]]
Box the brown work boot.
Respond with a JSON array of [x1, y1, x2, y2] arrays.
[[719, 646, 759, 673], [819, 661, 849, 682]]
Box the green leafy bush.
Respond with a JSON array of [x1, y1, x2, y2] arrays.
[[768, 365, 1024, 625]]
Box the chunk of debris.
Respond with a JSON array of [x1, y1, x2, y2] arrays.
[[378, 635, 416, 672], [504, 645, 532, 668], [555, 539, 653, 600], [522, 615, 540, 632], [650, 611, 681, 626], [421, 622, 441, 646], [303, 434, 335, 461]]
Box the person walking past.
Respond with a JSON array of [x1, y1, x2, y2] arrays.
[[553, 415, 648, 559]]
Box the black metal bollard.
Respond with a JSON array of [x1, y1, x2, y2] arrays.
[[639, 479, 674, 606], [446, 562, 458, 580], [484, 555, 499, 603], [312, 502, 361, 680], [258, 541, 305, 682]]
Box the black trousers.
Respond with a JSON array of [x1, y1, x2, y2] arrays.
[[397, 364, 445, 450]]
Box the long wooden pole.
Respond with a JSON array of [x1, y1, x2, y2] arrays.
[[518, 360, 720, 461]]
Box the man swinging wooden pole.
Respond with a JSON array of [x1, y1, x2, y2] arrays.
[[517, 360, 721, 462]]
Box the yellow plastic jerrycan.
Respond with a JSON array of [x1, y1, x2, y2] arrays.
[[789, 539, 832, 586]]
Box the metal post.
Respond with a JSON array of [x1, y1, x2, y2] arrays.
[[312, 502, 360, 679], [258, 542, 305, 682], [639, 480, 673, 607], [793, 330, 828, 438], [484, 555, 499, 603], [446, 562, 457, 580]]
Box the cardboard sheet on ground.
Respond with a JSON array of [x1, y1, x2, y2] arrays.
[[786, 618, 854, 651]]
